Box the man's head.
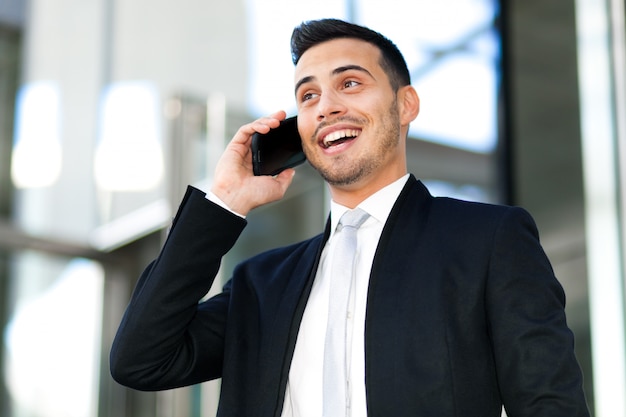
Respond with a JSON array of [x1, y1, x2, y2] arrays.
[[291, 19, 419, 207], [291, 18, 411, 92]]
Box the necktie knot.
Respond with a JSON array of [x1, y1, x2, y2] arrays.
[[338, 208, 369, 231]]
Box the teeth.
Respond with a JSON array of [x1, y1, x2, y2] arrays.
[[323, 129, 360, 147]]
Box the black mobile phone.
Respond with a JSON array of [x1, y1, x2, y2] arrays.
[[251, 116, 306, 176]]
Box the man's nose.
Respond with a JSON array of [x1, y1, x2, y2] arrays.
[[317, 90, 347, 121]]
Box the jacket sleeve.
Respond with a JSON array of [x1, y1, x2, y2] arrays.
[[109, 186, 246, 391], [487, 206, 590, 417]]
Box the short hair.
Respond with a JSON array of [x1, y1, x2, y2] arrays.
[[290, 18, 411, 90]]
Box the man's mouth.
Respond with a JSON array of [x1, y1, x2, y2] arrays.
[[321, 129, 361, 148]]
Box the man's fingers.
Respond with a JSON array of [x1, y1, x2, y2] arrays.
[[209, 111, 295, 215], [233, 111, 287, 144]]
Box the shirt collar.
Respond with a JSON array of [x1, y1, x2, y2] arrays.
[[329, 174, 410, 232]]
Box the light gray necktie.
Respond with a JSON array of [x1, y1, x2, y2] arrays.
[[323, 208, 370, 417]]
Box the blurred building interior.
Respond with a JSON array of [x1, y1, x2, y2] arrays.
[[0, 0, 625, 416]]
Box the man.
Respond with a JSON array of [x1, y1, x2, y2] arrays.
[[110, 18, 590, 417]]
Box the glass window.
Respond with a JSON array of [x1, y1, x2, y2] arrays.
[[3, 252, 104, 417]]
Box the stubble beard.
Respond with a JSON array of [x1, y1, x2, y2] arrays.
[[309, 102, 401, 187]]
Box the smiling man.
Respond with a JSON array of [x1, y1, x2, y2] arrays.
[[110, 19, 590, 417], [294, 38, 416, 208]]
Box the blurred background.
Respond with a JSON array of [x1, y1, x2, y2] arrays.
[[0, 0, 624, 416]]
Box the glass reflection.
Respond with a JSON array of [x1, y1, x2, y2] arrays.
[[4, 256, 104, 417]]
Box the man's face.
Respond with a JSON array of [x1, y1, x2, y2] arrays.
[[294, 38, 409, 194]]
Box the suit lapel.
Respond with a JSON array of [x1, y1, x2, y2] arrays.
[[364, 176, 436, 414], [369, 175, 433, 285], [268, 218, 331, 416]]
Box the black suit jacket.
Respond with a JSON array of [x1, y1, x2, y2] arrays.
[[110, 175, 589, 417]]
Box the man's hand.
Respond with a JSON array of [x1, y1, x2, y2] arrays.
[[210, 111, 297, 216]]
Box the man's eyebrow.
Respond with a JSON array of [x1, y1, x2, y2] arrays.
[[332, 64, 373, 78], [294, 65, 374, 95], [295, 75, 315, 95]]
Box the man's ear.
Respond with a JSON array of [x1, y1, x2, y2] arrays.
[[398, 85, 420, 125]]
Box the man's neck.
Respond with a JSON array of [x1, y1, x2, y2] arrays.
[[328, 171, 408, 209]]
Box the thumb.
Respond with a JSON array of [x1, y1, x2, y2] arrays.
[[274, 168, 296, 194]]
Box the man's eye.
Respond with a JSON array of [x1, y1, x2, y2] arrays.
[[302, 92, 317, 102], [343, 80, 360, 88]]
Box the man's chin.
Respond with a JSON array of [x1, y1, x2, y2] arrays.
[[316, 165, 370, 188]]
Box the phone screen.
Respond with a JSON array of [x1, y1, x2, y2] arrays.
[[251, 116, 306, 176]]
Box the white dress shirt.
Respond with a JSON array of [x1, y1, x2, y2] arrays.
[[282, 174, 410, 417]]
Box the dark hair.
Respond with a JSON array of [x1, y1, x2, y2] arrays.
[[290, 18, 411, 90]]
